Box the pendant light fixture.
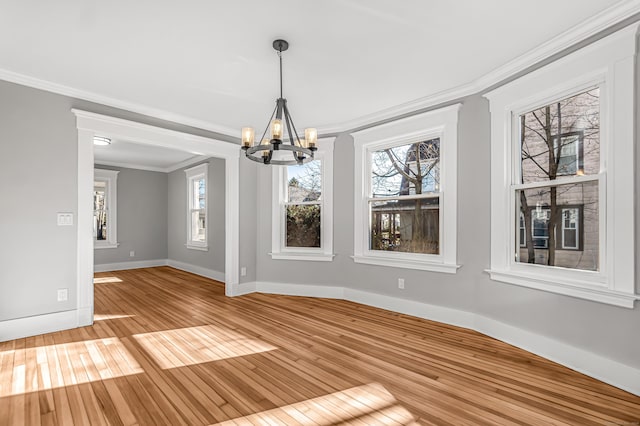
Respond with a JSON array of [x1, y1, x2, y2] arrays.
[[241, 39, 317, 165]]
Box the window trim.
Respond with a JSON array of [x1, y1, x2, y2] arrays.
[[484, 24, 638, 308], [352, 104, 460, 273], [94, 168, 119, 249], [270, 138, 334, 261], [185, 163, 209, 251]]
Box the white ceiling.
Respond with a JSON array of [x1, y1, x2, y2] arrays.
[[0, 0, 634, 138], [94, 139, 207, 172]]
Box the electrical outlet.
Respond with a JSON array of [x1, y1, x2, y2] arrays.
[[130, 250, 135, 257], [398, 278, 405, 289], [241, 267, 247, 276], [57, 288, 68, 302]]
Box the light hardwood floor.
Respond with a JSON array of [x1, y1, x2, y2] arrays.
[[1, 266, 639, 425]]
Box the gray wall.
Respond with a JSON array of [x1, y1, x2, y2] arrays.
[[255, 93, 640, 370], [94, 166, 168, 265], [168, 158, 226, 274], [0, 81, 78, 321], [0, 79, 256, 325]]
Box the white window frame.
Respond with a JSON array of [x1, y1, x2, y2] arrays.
[[561, 207, 579, 250], [271, 138, 334, 261], [484, 23, 638, 308], [185, 163, 208, 251], [94, 168, 119, 249], [352, 105, 460, 273]]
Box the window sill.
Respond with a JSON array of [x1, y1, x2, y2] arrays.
[[94, 243, 119, 250], [486, 269, 639, 308], [352, 255, 460, 274], [270, 252, 335, 262], [185, 244, 208, 252]]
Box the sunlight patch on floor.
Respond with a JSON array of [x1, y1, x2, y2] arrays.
[[132, 324, 277, 369], [212, 382, 417, 425], [0, 337, 143, 397], [94, 276, 124, 284]]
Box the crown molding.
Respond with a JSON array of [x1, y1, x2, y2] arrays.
[[2, 1, 639, 138], [95, 156, 209, 174], [318, 1, 640, 135], [475, 0, 640, 91], [0, 68, 238, 136]]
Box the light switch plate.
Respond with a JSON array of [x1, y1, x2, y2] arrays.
[[57, 288, 68, 302], [57, 213, 74, 226]]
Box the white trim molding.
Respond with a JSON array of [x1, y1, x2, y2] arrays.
[[73, 110, 241, 317], [167, 260, 225, 283], [483, 23, 638, 307], [237, 281, 640, 396], [0, 310, 82, 343], [94, 259, 169, 273], [271, 137, 335, 261], [352, 104, 461, 273]]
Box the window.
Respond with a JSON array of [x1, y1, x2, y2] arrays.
[[352, 105, 460, 273], [485, 24, 636, 307], [185, 163, 208, 250], [370, 139, 441, 254], [519, 206, 583, 253], [271, 138, 334, 261], [94, 169, 119, 249]]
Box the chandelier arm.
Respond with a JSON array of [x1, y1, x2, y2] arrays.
[[259, 103, 278, 146], [282, 102, 302, 146], [282, 108, 302, 163]]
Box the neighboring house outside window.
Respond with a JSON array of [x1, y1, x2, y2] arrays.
[[352, 105, 460, 273], [484, 24, 637, 307], [271, 138, 334, 261], [94, 168, 119, 249], [185, 163, 208, 251]]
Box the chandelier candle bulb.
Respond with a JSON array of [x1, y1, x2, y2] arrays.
[[261, 139, 270, 157], [241, 127, 255, 148], [305, 128, 318, 148], [271, 119, 283, 140]]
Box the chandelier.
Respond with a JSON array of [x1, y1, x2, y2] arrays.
[[241, 39, 317, 165]]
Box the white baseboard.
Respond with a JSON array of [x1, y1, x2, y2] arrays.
[[344, 288, 475, 329], [230, 281, 257, 296], [473, 315, 640, 397], [94, 259, 168, 272], [256, 281, 345, 299], [0, 309, 81, 342], [243, 281, 639, 396], [167, 259, 225, 283]]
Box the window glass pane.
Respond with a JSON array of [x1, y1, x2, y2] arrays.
[[371, 139, 440, 198], [516, 181, 597, 270], [94, 182, 107, 241], [520, 89, 598, 184], [191, 210, 206, 242], [370, 197, 439, 254], [287, 160, 322, 203], [286, 205, 321, 248], [197, 178, 206, 209]]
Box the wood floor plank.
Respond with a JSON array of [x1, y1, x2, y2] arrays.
[[1, 266, 639, 426]]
